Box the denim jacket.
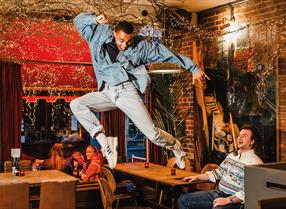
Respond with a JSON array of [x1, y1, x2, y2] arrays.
[[73, 12, 201, 93]]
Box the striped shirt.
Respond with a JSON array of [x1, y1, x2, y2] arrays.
[[206, 149, 263, 202]]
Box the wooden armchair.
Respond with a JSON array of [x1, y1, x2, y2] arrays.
[[101, 166, 137, 209], [98, 177, 146, 209], [159, 157, 192, 204], [195, 163, 219, 191]]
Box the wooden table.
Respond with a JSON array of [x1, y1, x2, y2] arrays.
[[0, 170, 78, 186], [113, 162, 202, 209]]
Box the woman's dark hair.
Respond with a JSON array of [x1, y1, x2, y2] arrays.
[[114, 21, 134, 34]]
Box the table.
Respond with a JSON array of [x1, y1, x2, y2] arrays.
[[0, 170, 78, 186], [113, 162, 202, 209]]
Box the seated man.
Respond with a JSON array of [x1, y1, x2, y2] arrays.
[[178, 124, 263, 209]]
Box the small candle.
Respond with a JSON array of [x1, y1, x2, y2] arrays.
[[145, 162, 149, 168], [19, 170, 25, 176]]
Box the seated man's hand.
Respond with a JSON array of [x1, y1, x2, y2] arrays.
[[181, 175, 199, 182], [213, 197, 230, 207]]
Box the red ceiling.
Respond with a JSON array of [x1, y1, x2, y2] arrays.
[[0, 18, 97, 89]]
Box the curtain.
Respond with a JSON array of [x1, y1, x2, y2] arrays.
[[145, 92, 163, 164], [0, 61, 23, 167], [102, 110, 126, 162]]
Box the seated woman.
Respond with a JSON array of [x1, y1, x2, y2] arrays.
[[80, 145, 103, 182], [32, 143, 72, 175], [70, 151, 86, 177]]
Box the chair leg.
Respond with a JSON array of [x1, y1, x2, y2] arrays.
[[159, 190, 163, 204], [115, 199, 120, 209]]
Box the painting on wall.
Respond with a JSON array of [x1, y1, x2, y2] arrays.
[[204, 24, 278, 163]]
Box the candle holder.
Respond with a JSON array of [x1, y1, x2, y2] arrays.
[[145, 162, 149, 168], [19, 170, 25, 176]]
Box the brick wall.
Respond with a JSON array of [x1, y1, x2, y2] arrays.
[[168, 33, 196, 160], [170, 0, 286, 161]]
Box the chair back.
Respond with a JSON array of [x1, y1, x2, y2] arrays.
[[185, 158, 192, 172], [39, 181, 76, 209], [166, 157, 177, 168], [98, 178, 115, 209], [0, 182, 29, 209], [258, 196, 286, 209], [167, 157, 193, 171], [4, 160, 32, 172], [201, 163, 219, 173], [101, 166, 117, 193], [195, 163, 219, 191]]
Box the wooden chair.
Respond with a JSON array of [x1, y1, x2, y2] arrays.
[[258, 196, 286, 209], [185, 158, 192, 172], [4, 160, 32, 172], [166, 157, 192, 171], [98, 178, 114, 209], [101, 166, 136, 209], [159, 157, 193, 204], [39, 181, 76, 209], [98, 178, 147, 209], [166, 157, 177, 168], [195, 163, 219, 191], [0, 182, 29, 209]]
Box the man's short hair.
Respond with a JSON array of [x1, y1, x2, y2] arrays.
[[115, 21, 134, 34], [241, 124, 260, 148]]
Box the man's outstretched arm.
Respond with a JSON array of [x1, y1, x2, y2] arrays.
[[140, 40, 209, 84]]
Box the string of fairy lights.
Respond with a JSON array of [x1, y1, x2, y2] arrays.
[[1, 0, 285, 138]]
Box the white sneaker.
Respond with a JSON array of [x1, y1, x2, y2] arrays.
[[104, 137, 118, 169], [172, 140, 186, 169]]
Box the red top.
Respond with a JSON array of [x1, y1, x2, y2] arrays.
[[82, 152, 102, 182]]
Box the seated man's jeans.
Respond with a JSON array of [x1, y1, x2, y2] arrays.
[[178, 189, 243, 209]]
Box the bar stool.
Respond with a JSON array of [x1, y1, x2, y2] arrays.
[[39, 181, 76, 209]]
